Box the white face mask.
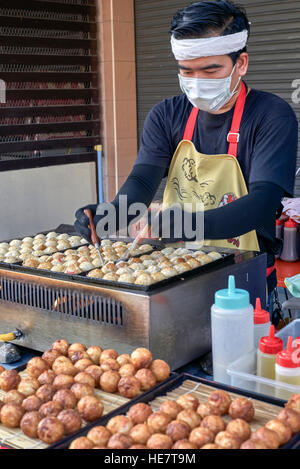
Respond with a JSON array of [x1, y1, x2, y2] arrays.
[[178, 65, 241, 112]]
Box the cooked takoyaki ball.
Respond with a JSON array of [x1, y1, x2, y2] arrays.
[[101, 263, 117, 274], [135, 369, 157, 391], [135, 273, 153, 285], [57, 409, 82, 435], [118, 377, 141, 398], [197, 402, 222, 418], [119, 364, 136, 378], [208, 390, 232, 416], [265, 419, 292, 446], [4, 390, 25, 406], [240, 439, 269, 449], [38, 262, 53, 271], [101, 359, 120, 373], [67, 343, 87, 359], [38, 370, 56, 386], [85, 366, 102, 385], [251, 427, 280, 449], [131, 348, 152, 370], [39, 401, 63, 418], [226, 418, 251, 442], [0, 366, 5, 374], [151, 272, 166, 283], [0, 403, 24, 428], [86, 346, 103, 365], [20, 411, 41, 438], [128, 403, 153, 425], [53, 374, 75, 390], [160, 267, 178, 278], [277, 408, 300, 434], [37, 416, 65, 444], [74, 359, 94, 372], [74, 372, 95, 388], [147, 411, 171, 434], [172, 440, 198, 449], [53, 389, 77, 410], [77, 396, 104, 422], [159, 401, 183, 420], [189, 427, 215, 448], [107, 433, 133, 449], [23, 258, 40, 268], [51, 265, 65, 273], [147, 265, 161, 274], [69, 351, 90, 364], [200, 443, 220, 449], [147, 433, 173, 449], [177, 394, 199, 412], [150, 359, 170, 382], [166, 420, 191, 442], [214, 430, 241, 449], [87, 426, 112, 447], [107, 415, 133, 435], [173, 263, 191, 274], [70, 383, 94, 400], [0, 369, 21, 392], [116, 354, 131, 367], [177, 409, 201, 430], [18, 377, 40, 397], [207, 251, 222, 261], [286, 394, 300, 415], [100, 371, 120, 393], [22, 395, 42, 412], [229, 397, 255, 422], [69, 436, 94, 449], [52, 357, 77, 377], [36, 384, 57, 404], [52, 339, 70, 356], [99, 349, 118, 364], [118, 274, 135, 284], [201, 415, 225, 435]]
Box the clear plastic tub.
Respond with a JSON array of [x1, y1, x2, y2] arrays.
[[276, 320, 300, 347]]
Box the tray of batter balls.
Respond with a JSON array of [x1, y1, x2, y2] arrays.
[[52, 374, 300, 450]]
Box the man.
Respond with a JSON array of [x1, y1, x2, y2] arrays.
[[75, 0, 298, 294]]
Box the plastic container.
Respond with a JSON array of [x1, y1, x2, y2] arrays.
[[280, 217, 298, 262], [253, 298, 271, 349], [276, 320, 300, 347], [275, 336, 300, 400], [211, 275, 254, 385]]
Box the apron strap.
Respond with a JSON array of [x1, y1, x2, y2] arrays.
[[183, 81, 247, 158]]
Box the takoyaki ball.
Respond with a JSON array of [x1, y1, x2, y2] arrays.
[[4, 390, 25, 406], [71, 383, 94, 400], [201, 415, 225, 435], [36, 384, 57, 404], [101, 359, 120, 373], [0, 403, 24, 428], [177, 394, 199, 412], [201, 444, 220, 449], [38, 370, 55, 386], [85, 366, 102, 386], [26, 357, 50, 379], [23, 258, 40, 268], [160, 267, 178, 278], [0, 369, 21, 392], [0, 365, 5, 374], [52, 357, 77, 377], [229, 397, 255, 422], [226, 418, 251, 442], [87, 426, 112, 447], [166, 420, 191, 442], [18, 377, 40, 397], [100, 349, 118, 364], [119, 363, 136, 378], [67, 343, 87, 359], [131, 348, 152, 370], [69, 437, 94, 450], [151, 272, 166, 283], [172, 440, 198, 450], [77, 396, 104, 422], [265, 419, 292, 446], [38, 262, 53, 271], [86, 346, 103, 365], [130, 444, 147, 449], [100, 370, 120, 393], [129, 424, 152, 445], [39, 401, 63, 419], [135, 273, 153, 286], [103, 273, 119, 281], [74, 358, 94, 372], [186, 258, 201, 269], [277, 408, 300, 434], [240, 439, 269, 450], [118, 274, 135, 284], [147, 411, 172, 434], [197, 402, 222, 418], [107, 415, 133, 435], [20, 411, 41, 439], [87, 269, 103, 279], [107, 433, 133, 449], [286, 394, 300, 415], [214, 431, 241, 449], [74, 372, 95, 388], [135, 369, 157, 391], [69, 351, 90, 364], [150, 359, 170, 382], [159, 400, 183, 420], [251, 427, 280, 449], [57, 409, 82, 435], [173, 263, 191, 274], [147, 433, 172, 449], [118, 377, 141, 399], [177, 409, 201, 430], [22, 395, 42, 412], [53, 374, 75, 390], [37, 416, 65, 444], [53, 389, 77, 410], [116, 354, 131, 367], [208, 390, 232, 416], [189, 427, 215, 448], [101, 262, 117, 274], [128, 403, 153, 425]]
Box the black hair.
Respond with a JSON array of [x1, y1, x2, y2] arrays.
[[170, 0, 250, 63]]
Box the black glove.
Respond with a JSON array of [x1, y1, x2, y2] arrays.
[[74, 204, 99, 243]]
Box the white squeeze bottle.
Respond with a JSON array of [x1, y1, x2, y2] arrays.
[[211, 275, 254, 385], [253, 298, 271, 349], [275, 336, 300, 400]]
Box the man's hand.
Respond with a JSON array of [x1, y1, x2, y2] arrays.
[[74, 204, 98, 243]]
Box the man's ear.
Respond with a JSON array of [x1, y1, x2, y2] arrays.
[[236, 52, 249, 77]]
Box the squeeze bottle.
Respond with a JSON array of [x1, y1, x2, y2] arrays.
[[254, 298, 271, 349], [275, 336, 300, 400], [211, 275, 254, 385], [276, 219, 283, 240], [257, 325, 283, 380], [280, 218, 298, 262]]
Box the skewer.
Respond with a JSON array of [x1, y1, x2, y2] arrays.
[[84, 209, 104, 267]]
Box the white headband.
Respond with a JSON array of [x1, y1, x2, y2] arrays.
[[171, 30, 248, 60]]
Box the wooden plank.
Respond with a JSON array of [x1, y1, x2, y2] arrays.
[[0, 120, 100, 136], [0, 105, 99, 118], [0, 136, 99, 153], [0, 153, 97, 172]]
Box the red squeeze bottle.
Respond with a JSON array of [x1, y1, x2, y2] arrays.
[[280, 218, 298, 262]]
